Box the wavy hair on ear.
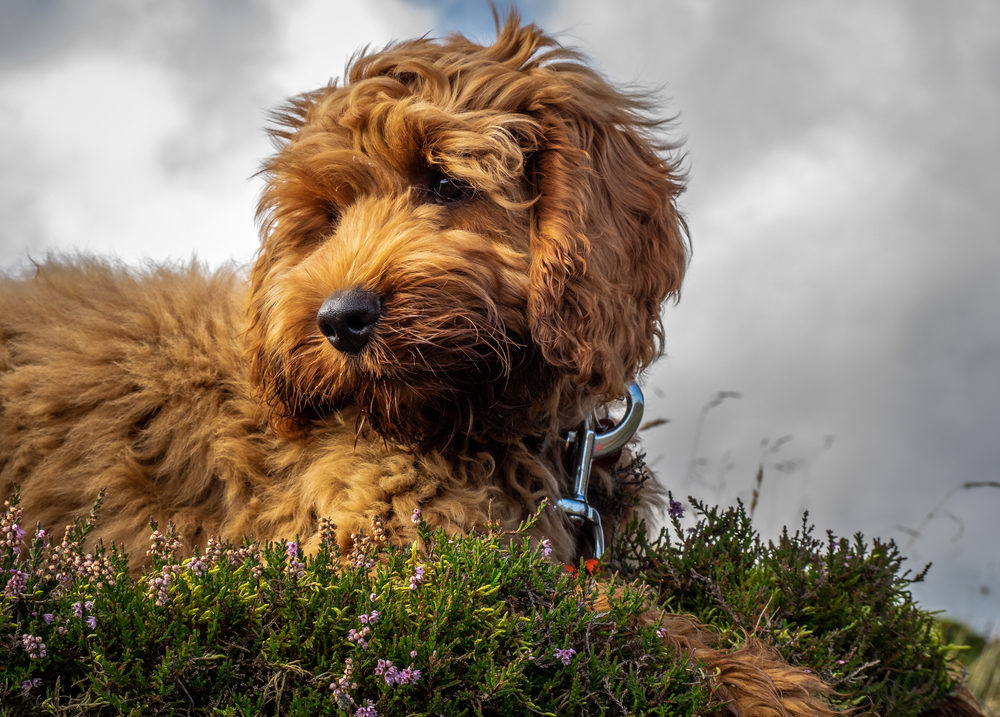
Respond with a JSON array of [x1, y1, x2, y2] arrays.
[[527, 63, 689, 400]]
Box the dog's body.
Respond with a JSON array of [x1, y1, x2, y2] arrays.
[[0, 16, 855, 715], [0, 258, 594, 564]]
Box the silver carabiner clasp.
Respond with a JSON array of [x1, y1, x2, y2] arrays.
[[557, 382, 645, 559]]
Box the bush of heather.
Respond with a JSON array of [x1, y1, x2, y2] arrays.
[[613, 496, 972, 715], [0, 486, 979, 716]]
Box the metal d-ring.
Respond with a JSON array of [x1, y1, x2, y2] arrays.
[[557, 382, 645, 559]]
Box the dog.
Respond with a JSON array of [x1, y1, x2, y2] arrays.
[[1, 14, 848, 715]]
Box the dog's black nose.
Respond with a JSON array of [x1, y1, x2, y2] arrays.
[[317, 288, 383, 354]]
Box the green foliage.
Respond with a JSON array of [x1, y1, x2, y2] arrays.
[[1, 493, 707, 716], [613, 495, 965, 716], [1, 486, 978, 716]]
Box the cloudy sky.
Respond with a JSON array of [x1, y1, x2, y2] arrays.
[[2, 1, 997, 635]]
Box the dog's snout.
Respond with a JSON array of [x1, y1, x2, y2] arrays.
[[317, 288, 383, 354]]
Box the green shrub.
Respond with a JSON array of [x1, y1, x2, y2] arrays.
[[1, 484, 976, 716], [612, 494, 966, 715], [1, 493, 706, 716]]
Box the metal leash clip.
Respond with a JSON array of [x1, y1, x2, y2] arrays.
[[557, 382, 645, 559]]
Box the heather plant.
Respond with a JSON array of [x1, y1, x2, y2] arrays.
[[1, 484, 980, 716], [1, 492, 708, 716], [612, 494, 969, 715]]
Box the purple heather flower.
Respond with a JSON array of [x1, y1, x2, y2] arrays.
[[409, 564, 425, 590], [21, 634, 47, 659], [410, 650, 418, 659], [84, 600, 94, 612], [553, 647, 576, 666], [410, 508, 421, 524], [397, 666, 421, 685], [369, 592, 377, 603], [4, 568, 28, 598], [86, 615, 97, 629], [188, 556, 207, 577], [329, 657, 357, 707], [668, 499, 685, 519], [347, 626, 370, 649], [42, 613, 54, 624], [355, 700, 378, 717], [540, 538, 553, 558], [20, 678, 42, 696], [72, 602, 84, 618], [286, 541, 298, 560], [375, 659, 420, 687]]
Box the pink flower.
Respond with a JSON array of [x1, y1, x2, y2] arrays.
[[553, 647, 576, 665], [540, 539, 552, 558], [21, 634, 47, 659], [409, 564, 425, 590]]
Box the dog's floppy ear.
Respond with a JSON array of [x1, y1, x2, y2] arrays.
[[528, 95, 688, 399]]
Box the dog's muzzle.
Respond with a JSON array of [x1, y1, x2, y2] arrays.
[[317, 287, 383, 354]]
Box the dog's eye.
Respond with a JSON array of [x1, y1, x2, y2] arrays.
[[427, 172, 474, 205]]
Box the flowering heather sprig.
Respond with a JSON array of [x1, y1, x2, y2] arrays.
[[43, 529, 76, 582], [1, 498, 26, 555], [67, 548, 116, 589], [375, 659, 421, 687], [668, 499, 685, 520], [147, 564, 182, 606], [285, 540, 306, 578], [349, 530, 378, 570], [319, 517, 338, 550], [355, 699, 378, 717], [146, 522, 182, 563], [540, 538, 553, 558], [228, 541, 261, 572], [20, 678, 43, 697], [347, 625, 370, 649], [409, 564, 425, 590], [186, 555, 208, 578], [410, 507, 421, 524], [553, 647, 577, 666], [368, 515, 386, 544], [21, 633, 47, 659], [329, 657, 358, 709], [205, 536, 225, 565], [4, 568, 29, 599]]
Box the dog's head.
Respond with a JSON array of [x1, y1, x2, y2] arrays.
[[249, 14, 687, 449]]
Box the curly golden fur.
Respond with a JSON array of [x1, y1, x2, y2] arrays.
[[0, 15, 845, 715]]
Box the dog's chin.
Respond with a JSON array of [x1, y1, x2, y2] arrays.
[[337, 362, 517, 452], [286, 343, 549, 453]]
